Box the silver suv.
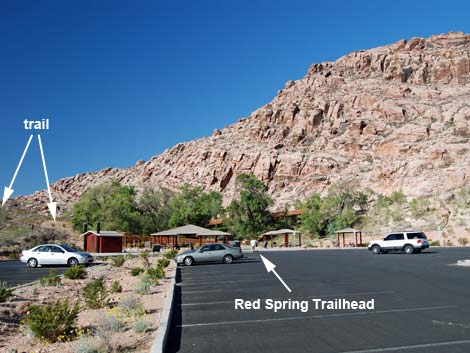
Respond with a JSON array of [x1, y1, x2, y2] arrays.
[[368, 231, 429, 255]]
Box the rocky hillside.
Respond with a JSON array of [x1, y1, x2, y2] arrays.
[[14, 32, 470, 214]]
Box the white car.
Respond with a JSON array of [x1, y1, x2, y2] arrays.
[[368, 231, 429, 255], [20, 244, 94, 267]]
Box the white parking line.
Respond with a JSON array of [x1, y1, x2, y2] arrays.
[[177, 278, 279, 286], [338, 339, 470, 353], [177, 305, 457, 328], [180, 291, 395, 306]]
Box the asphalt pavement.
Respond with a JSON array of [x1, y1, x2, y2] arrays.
[[167, 247, 470, 353], [0, 261, 69, 287]]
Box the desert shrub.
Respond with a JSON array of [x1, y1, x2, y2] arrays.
[[109, 280, 122, 293], [0, 281, 13, 303], [146, 266, 164, 283], [134, 274, 153, 295], [102, 311, 125, 332], [72, 335, 103, 353], [111, 255, 125, 267], [23, 299, 79, 343], [83, 277, 109, 309], [64, 265, 87, 280], [132, 317, 151, 333], [446, 240, 454, 246], [130, 267, 144, 276], [429, 240, 440, 246], [140, 250, 150, 268], [165, 249, 178, 259], [7, 252, 20, 260], [157, 257, 170, 268], [40, 269, 61, 287], [118, 296, 143, 314], [458, 237, 469, 246]]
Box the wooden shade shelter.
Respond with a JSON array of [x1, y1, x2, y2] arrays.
[[151, 224, 231, 248], [335, 228, 362, 248], [262, 229, 301, 248]]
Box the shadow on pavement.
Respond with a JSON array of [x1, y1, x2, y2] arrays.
[[166, 267, 182, 353]]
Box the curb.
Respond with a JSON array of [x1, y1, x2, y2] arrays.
[[150, 264, 177, 353]]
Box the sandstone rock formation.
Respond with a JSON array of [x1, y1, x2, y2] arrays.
[[14, 32, 470, 213]]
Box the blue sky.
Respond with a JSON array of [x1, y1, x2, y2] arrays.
[[0, 0, 468, 196]]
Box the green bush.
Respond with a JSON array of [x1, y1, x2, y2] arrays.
[[429, 240, 440, 246], [109, 280, 122, 293], [111, 255, 126, 267], [130, 267, 144, 276], [7, 252, 20, 260], [157, 258, 170, 268], [0, 288, 13, 303], [165, 249, 178, 259], [134, 274, 153, 295], [23, 299, 79, 343], [83, 278, 109, 309], [64, 265, 87, 280], [40, 269, 61, 287], [0, 281, 13, 303], [146, 267, 164, 283]]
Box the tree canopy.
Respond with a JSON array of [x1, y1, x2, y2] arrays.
[[71, 182, 223, 235], [297, 182, 368, 237], [72, 182, 142, 234], [224, 174, 273, 239]]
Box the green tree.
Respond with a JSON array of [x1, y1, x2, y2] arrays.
[[169, 184, 223, 227], [298, 182, 368, 237], [297, 193, 325, 237], [224, 174, 273, 238], [72, 182, 142, 234], [137, 187, 175, 234]]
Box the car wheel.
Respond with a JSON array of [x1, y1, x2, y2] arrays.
[[223, 254, 233, 264], [27, 258, 38, 268], [68, 257, 79, 266], [404, 245, 414, 255], [183, 257, 194, 266], [370, 245, 381, 255]]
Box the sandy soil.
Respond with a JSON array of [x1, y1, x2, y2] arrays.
[[0, 252, 175, 353]]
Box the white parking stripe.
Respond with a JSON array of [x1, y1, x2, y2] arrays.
[[180, 291, 395, 306], [178, 278, 279, 286], [177, 305, 457, 328], [338, 339, 470, 353]]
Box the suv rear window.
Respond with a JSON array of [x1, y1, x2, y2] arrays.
[[407, 232, 427, 239]]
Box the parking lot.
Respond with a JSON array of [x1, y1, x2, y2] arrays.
[[167, 248, 470, 353], [0, 261, 69, 287]]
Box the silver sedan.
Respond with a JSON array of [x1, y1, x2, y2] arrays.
[[20, 244, 94, 267], [175, 243, 243, 266]]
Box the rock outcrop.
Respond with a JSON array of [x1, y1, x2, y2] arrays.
[[15, 32, 470, 213]]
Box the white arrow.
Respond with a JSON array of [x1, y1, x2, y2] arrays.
[[37, 135, 57, 221], [260, 254, 292, 293], [2, 134, 34, 206]]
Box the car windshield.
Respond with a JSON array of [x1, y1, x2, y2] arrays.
[[60, 244, 77, 252]]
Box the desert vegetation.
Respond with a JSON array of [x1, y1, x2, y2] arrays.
[[0, 250, 176, 352], [66, 175, 470, 245]]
